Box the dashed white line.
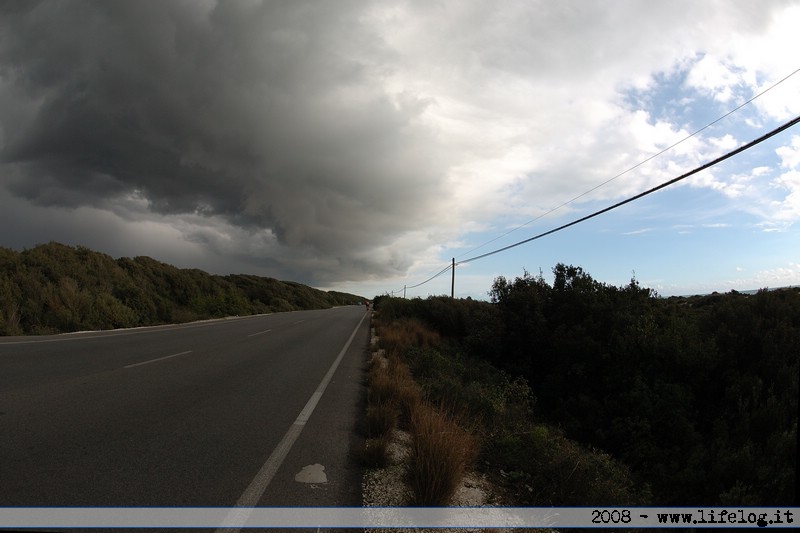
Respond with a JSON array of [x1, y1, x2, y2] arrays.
[[124, 350, 193, 369], [247, 329, 273, 337]]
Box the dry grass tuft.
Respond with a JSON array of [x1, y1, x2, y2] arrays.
[[366, 401, 399, 438], [407, 402, 478, 506], [368, 363, 397, 406], [378, 318, 440, 358], [364, 332, 420, 468], [367, 314, 476, 504], [361, 432, 394, 468], [386, 355, 422, 427]]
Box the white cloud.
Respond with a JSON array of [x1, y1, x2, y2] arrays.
[[685, 54, 754, 103], [658, 262, 800, 295], [771, 170, 800, 221], [777, 136, 800, 170], [761, 136, 800, 223], [709, 134, 739, 151], [688, 169, 752, 199], [751, 262, 800, 289], [725, 5, 800, 120]]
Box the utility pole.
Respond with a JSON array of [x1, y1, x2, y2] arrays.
[[451, 258, 455, 298], [403, 285, 406, 299]]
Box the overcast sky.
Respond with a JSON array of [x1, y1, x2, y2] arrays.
[[1, 0, 799, 298]]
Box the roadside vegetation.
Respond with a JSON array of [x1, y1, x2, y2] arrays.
[[366, 307, 644, 507], [367, 264, 798, 506], [364, 317, 481, 506], [0, 242, 364, 335]]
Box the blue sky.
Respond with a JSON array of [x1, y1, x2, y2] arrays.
[[422, 101, 800, 299], [1, 1, 799, 299], [372, 10, 800, 299]]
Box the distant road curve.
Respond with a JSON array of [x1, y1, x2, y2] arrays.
[[0, 306, 370, 507]]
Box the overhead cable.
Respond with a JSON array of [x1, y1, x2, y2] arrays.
[[406, 262, 453, 289], [458, 113, 800, 265], [392, 114, 800, 294], [456, 67, 800, 260]]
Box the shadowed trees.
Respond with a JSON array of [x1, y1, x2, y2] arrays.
[[0, 242, 364, 335], [376, 264, 798, 505]]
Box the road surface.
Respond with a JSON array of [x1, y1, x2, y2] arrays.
[[0, 306, 370, 509]]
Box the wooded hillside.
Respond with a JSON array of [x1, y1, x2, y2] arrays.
[[0, 242, 364, 335]]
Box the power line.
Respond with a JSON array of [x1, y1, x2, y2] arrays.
[[392, 114, 800, 296], [386, 262, 453, 296], [390, 113, 800, 295], [458, 114, 800, 265], [406, 262, 453, 289], [455, 67, 800, 260]]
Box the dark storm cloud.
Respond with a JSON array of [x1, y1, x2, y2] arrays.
[[6, 0, 793, 293], [0, 0, 445, 283]]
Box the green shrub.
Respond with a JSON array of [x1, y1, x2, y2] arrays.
[[487, 424, 648, 506], [268, 297, 294, 313]]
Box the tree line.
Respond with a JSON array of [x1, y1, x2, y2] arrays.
[[0, 242, 364, 335], [374, 264, 798, 505]]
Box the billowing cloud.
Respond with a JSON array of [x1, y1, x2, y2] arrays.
[[0, 0, 447, 283], [1, 0, 798, 290]]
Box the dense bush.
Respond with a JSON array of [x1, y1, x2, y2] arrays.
[[373, 311, 646, 506], [376, 265, 798, 505], [0, 242, 364, 335]]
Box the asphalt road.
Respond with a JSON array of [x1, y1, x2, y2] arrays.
[[0, 306, 370, 510]]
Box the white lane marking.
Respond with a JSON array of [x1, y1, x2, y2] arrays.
[[123, 350, 193, 369], [247, 329, 272, 337], [293, 320, 305, 325], [216, 311, 368, 532]]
